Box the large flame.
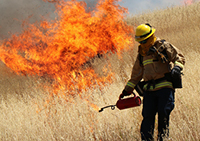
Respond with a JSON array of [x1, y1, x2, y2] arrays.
[[0, 0, 133, 101]]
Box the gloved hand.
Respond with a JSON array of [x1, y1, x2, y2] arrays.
[[171, 66, 182, 78], [119, 89, 132, 99]]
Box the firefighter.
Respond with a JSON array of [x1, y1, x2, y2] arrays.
[[120, 23, 185, 141]]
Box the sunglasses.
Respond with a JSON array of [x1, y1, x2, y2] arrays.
[[139, 38, 149, 44]]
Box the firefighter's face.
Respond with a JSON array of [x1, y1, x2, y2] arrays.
[[139, 38, 149, 44]]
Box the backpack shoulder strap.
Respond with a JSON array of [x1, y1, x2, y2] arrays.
[[161, 39, 166, 43], [138, 53, 143, 66], [150, 39, 169, 63], [138, 39, 167, 66]]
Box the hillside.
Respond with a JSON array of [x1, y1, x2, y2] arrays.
[[0, 1, 200, 141]]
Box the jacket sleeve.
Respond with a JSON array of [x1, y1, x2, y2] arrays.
[[124, 54, 143, 92], [165, 42, 185, 69]]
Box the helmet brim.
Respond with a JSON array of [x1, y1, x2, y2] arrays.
[[135, 28, 156, 42]]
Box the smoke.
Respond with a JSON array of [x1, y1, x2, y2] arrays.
[[1, 0, 197, 40], [78, 0, 98, 10], [0, 0, 55, 39], [0, 0, 108, 40]]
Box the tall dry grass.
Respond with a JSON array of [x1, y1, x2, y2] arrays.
[[0, 2, 200, 141]]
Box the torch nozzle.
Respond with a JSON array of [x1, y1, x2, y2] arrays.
[[99, 105, 116, 112], [99, 108, 104, 112]]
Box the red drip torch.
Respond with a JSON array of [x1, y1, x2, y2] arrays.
[[99, 93, 141, 112]]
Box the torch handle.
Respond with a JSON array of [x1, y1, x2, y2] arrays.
[[119, 92, 136, 100]]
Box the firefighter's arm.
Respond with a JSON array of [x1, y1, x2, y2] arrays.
[[165, 42, 185, 79], [165, 42, 185, 70], [123, 54, 143, 94]]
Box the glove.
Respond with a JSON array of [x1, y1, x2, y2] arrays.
[[119, 89, 132, 99], [171, 66, 182, 78]]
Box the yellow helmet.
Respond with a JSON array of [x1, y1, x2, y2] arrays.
[[135, 23, 156, 42]]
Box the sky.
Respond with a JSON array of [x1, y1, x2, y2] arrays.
[[0, 0, 192, 39], [80, 0, 185, 15], [118, 0, 183, 15]]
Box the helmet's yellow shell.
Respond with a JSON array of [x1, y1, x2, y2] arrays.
[[135, 24, 156, 42]]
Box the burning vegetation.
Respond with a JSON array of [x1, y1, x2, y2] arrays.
[[0, 0, 133, 99]]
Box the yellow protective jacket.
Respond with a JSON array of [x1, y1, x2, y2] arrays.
[[124, 38, 185, 92]]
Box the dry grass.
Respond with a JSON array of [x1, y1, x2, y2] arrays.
[[0, 2, 200, 141]]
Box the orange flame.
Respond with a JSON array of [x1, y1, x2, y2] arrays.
[[0, 0, 133, 101]]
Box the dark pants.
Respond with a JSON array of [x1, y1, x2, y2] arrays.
[[140, 88, 175, 141]]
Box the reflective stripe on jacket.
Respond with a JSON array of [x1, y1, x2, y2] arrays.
[[143, 80, 173, 91], [124, 38, 185, 92]]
